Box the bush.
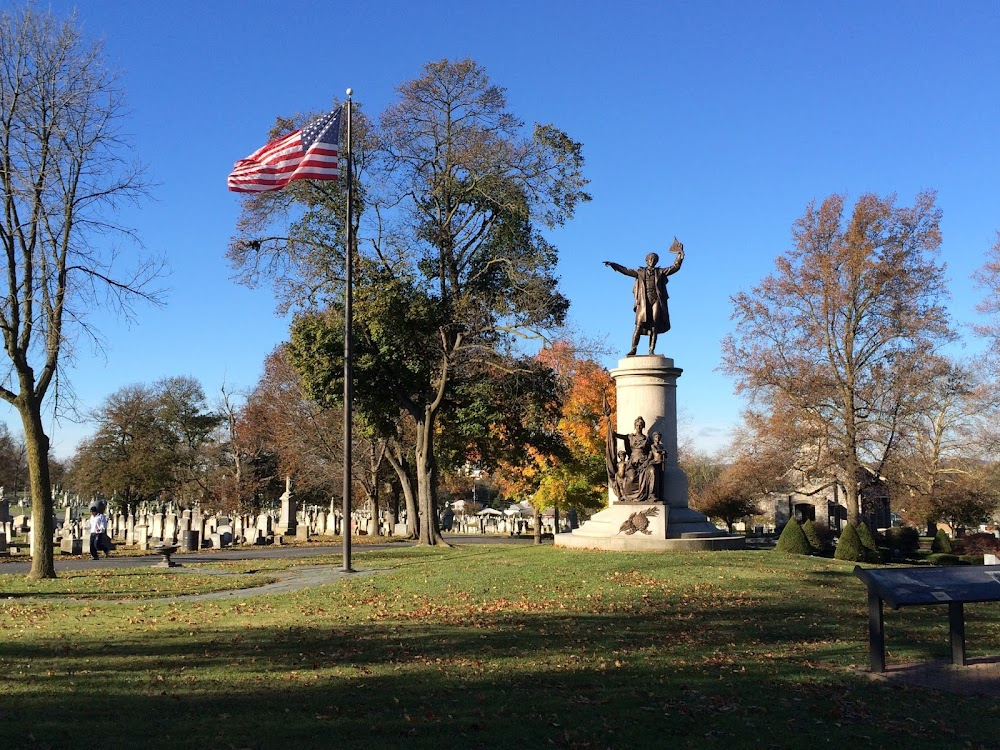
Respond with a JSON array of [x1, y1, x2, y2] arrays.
[[856, 522, 882, 563], [882, 526, 920, 556], [775, 518, 812, 555], [955, 532, 1000, 556], [801, 520, 824, 555], [925, 553, 964, 566], [834, 523, 864, 562], [931, 529, 953, 554]]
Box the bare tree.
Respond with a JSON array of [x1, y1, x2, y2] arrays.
[[882, 361, 1000, 529], [722, 192, 953, 526], [973, 230, 1000, 359], [68, 377, 218, 515], [0, 8, 163, 577]]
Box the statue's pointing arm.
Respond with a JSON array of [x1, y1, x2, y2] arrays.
[[604, 261, 637, 278]]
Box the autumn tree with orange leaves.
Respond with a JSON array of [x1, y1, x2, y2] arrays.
[[722, 191, 953, 527], [492, 341, 613, 534]]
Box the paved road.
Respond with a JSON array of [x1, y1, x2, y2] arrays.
[[0, 534, 538, 575]]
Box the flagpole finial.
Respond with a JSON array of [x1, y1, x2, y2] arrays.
[[346, 88, 352, 98]]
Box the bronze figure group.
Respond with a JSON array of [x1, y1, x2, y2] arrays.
[[605, 398, 664, 503]]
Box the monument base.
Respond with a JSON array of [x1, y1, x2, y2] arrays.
[[553, 502, 745, 552]]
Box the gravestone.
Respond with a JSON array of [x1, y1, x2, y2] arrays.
[[164, 514, 178, 544], [60, 536, 82, 555], [134, 523, 149, 550], [277, 476, 297, 535], [151, 512, 164, 541]]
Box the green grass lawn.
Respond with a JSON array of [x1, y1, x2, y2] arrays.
[[0, 546, 997, 750], [0, 567, 281, 600]]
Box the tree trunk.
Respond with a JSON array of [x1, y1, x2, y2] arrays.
[[843, 464, 861, 528], [842, 385, 862, 527], [415, 411, 446, 545], [385, 446, 419, 539], [22, 403, 55, 579], [387, 480, 399, 532], [533, 506, 542, 545]]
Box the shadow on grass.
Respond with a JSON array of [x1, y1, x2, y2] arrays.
[[1, 586, 997, 750]]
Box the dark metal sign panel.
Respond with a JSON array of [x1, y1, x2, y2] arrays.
[[855, 565, 1000, 609]]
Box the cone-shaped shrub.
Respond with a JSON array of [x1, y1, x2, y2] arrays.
[[931, 529, 953, 554], [775, 518, 812, 555], [856, 522, 882, 563], [884, 526, 919, 556], [834, 523, 864, 561], [802, 520, 823, 555]]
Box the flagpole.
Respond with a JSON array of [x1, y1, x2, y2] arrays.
[[342, 90, 354, 573]]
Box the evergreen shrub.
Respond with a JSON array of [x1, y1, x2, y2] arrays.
[[801, 520, 824, 555], [856, 522, 882, 563], [834, 523, 864, 562], [882, 526, 920, 556], [931, 529, 953, 554], [774, 518, 812, 555]]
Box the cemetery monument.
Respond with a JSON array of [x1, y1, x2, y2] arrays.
[[555, 241, 744, 551]]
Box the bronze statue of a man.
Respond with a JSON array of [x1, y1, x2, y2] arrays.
[[604, 238, 684, 356]]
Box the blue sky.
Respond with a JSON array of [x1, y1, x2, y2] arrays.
[[20, 0, 1000, 459]]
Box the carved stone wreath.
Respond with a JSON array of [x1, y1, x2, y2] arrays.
[[618, 506, 659, 535]]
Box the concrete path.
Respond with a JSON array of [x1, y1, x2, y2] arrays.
[[134, 564, 386, 603]]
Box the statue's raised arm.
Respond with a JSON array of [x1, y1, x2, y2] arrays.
[[604, 238, 685, 356], [664, 237, 685, 275]]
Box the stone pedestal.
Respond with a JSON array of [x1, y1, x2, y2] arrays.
[[556, 354, 743, 552]]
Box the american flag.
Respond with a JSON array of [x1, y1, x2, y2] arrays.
[[227, 107, 342, 192]]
